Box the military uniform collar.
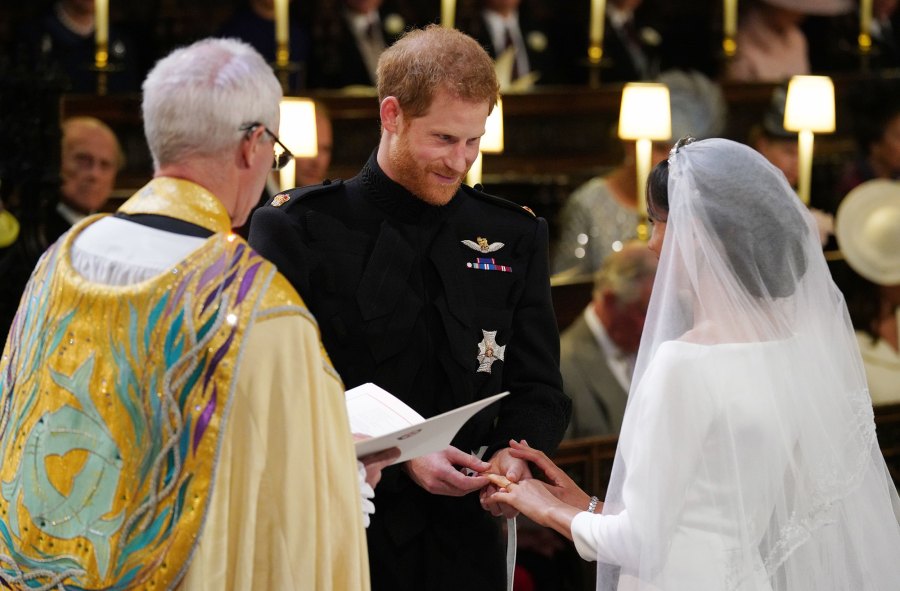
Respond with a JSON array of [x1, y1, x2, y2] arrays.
[[117, 177, 232, 235], [360, 152, 461, 223]]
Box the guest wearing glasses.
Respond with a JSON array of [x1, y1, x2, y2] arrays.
[[47, 116, 124, 244], [0, 37, 396, 591]]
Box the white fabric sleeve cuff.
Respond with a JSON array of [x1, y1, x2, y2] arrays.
[[357, 461, 375, 528], [571, 511, 599, 562]]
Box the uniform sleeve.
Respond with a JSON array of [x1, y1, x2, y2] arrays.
[[487, 217, 571, 457], [179, 314, 370, 591]]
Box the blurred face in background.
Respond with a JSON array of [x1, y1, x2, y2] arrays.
[[754, 135, 799, 187], [64, 0, 96, 17], [611, 0, 643, 13], [60, 121, 120, 214], [871, 112, 900, 177], [874, 0, 898, 19], [344, 0, 382, 15], [485, 0, 521, 15]]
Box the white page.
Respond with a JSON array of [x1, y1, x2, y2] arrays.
[[345, 382, 425, 436], [346, 384, 509, 464]]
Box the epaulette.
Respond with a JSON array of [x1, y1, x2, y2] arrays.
[[268, 179, 344, 211], [461, 183, 537, 219]]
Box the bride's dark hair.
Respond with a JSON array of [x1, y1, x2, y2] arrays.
[[647, 137, 808, 298]]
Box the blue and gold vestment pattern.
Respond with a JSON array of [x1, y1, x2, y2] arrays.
[[0, 179, 285, 590]]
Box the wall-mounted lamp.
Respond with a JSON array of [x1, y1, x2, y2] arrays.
[[617, 82, 671, 240], [466, 99, 504, 187], [278, 98, 319, 190], [783, 75, 835, 206]]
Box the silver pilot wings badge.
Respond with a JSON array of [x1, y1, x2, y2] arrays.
[[462, 236, 505, 253]]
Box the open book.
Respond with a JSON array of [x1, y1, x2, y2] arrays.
[[346, 383, 509, 464]]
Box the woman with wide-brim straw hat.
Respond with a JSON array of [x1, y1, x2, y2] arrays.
[[836, 178, 900, 404]]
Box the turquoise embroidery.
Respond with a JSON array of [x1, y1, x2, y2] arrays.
[[1, 355, 124, 578]]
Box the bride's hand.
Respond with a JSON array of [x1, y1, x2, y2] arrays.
[[505, 440, 591, 510], [485, 474, 581, 539]]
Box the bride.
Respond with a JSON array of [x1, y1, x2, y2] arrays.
[[487, 138, 900, 590]]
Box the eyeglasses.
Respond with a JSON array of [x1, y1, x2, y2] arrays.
[[240, 123, 294, 171]]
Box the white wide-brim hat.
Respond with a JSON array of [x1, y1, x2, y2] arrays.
[[836, 179, 900, 285]]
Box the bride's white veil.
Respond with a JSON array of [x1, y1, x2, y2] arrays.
[[596, 138, 900, 590]]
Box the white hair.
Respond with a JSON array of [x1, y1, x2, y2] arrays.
[[593, 241, 658, 304], [142, 38, 282, 169]]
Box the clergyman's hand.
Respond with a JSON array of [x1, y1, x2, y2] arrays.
[[352, 432, 401, 488], [403, 446, 491, 496], [360, 447, 401, 488]]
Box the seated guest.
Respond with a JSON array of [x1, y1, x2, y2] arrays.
[[748, 85, 835, 245], [562, 241, 657, 438], [748, 86, 798, 188], [834, 179, 900, 405], [552, 0, 662, 84], [0, 116, 120, 337], [458, 0, 559, 86], [308, 0, 407, 88], [724, 0, 852, 82], [13, 0, 144, 93], [48, 116, 124, 243], [216, 0, 311, 91], [806, 0, 900, 73], [839, 81, 900, 198], [553, 70, 726, 275]]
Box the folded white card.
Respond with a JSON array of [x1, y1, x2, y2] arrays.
[[346, 383, 509, 464]]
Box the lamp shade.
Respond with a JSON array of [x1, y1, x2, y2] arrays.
[[279, 98, 318, 158], [618, 83, 671, 141], [278, 98, 318, 190], [481, 99, 504, 154], [784, 76, 835, 133]]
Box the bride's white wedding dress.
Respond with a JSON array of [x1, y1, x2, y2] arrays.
[[573, 340, 804, 590]]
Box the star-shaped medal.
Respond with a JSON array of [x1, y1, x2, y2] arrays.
[[476, 329, 506, 373]]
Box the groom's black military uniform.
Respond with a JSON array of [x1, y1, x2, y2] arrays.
[[248, 153, 570, 591]]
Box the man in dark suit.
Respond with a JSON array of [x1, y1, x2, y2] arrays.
[[553, 0, 661, 84], [561, 241, 656, 439], [249, 25, 570, 591], [308, 0, 407, 88], [460, 0, 560, 86]]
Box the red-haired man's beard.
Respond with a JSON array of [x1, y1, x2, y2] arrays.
[[389, 130, 464, 206]]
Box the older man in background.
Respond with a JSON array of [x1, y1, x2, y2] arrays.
[[47, 116, 123, 242], [562, 241, 657, 438]]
